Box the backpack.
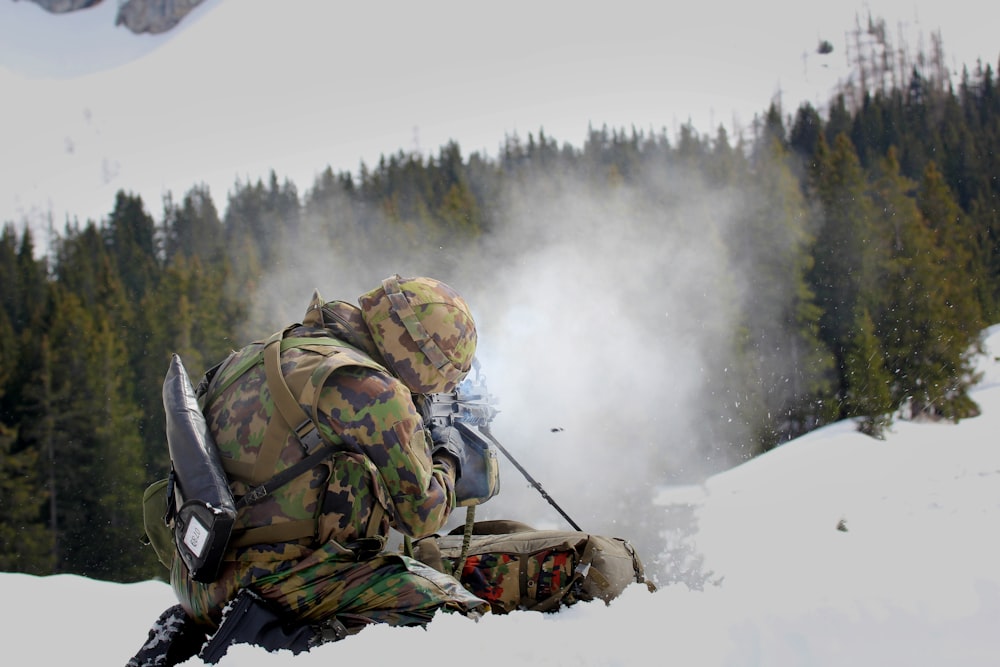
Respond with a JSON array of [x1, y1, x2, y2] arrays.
[[411, 519, 655, 614], [143, 327, 381, 581]]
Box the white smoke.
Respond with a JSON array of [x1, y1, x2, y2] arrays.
[[245, 154, 780, 580], [445, 165, 754, 558]]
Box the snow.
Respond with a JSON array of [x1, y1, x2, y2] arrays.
[[6, 328, 1000, 666]]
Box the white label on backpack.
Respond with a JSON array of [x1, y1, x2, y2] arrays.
[[183, 516, 209, 557]]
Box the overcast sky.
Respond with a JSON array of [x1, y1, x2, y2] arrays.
[[1, 0, 998, 234]]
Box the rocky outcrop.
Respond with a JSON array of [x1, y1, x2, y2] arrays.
[[22, 0, 205, 34], [21, 0, 102, 12], [115, 0, 206, 35]]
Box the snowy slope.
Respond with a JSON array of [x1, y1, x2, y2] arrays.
[[4, 330, 1000, 665]]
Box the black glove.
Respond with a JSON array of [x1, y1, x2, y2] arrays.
[[430, 424, 466, 481], [126, 604, 207, 667]]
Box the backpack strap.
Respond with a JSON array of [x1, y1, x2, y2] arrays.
[[204, 327, 390, 550], [260, 330, 390, 541], [227, 329, 384, 549], [237, 330, 327, 486], [221, 332, 336, 547], [235, 436, 337, 508], [263, 330, 326, 455]]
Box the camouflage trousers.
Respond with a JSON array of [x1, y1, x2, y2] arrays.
[[171, 539, 489, 631]]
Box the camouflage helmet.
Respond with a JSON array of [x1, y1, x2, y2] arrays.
[[358, 275, 477, 394]]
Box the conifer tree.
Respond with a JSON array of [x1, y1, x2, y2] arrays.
[[0, 421, 54, 573], [737, 136, 835, 446], [16, 330, 68, 571], [151, 253, 238, 375], [825, 95, 853, 143], [52, 221, 109, 309], [8, 227, 49, 334], [81, 312, 154, 580], [909, 159, 985, 419], [788, 103, 824, 160], [704, 125, 747, 186], [806, 133, 882, 418], [163, 184, 225, 264], [918, 160, 987, 335], [866, 148, 980, 422], [971, 193, 1000, 320], [224, 172, 301, 271], [106, 191, 160, 302], [431, 142, 482, 246], [0, 225, 18, 330], [843, 307, 894, 437], [0, 309, 54, 573], [17, 286, 148, 578]]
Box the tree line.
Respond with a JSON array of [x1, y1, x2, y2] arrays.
[[1, 31, 998, 581]]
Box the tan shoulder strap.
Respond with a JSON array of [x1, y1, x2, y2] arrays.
[[264, 331, 326, 454]]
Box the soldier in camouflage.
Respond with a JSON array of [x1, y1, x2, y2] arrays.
[[128, 275, 489, 666]]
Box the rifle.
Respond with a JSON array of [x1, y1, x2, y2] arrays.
[[417, 360, 581, 531]]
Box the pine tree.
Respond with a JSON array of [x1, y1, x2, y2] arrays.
[[80, 311, 155, 580], [0, 420, 54, 573], [163, 184, 225, 264], [843, 307, 894, 437], [223, 172, 302, 271], [736, 136, 836, 447], [918, 160, 986, 338], [867, 148, 980, 421], [789, 102, 824, 159], [3, 227, 49, 334], [0, 225, 18, 331], [17, 286, 149, 578], [0, 308, 54, 573], [806, 133, 882, 417], [825, 95, 853, 143], [971, 192, 1000, 320], [16, 330, 70, 571], [106, 191, 160, 302], [905, 159, 985, 419]]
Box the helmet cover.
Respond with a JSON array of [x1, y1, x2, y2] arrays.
[[359, 275, 477, 394]]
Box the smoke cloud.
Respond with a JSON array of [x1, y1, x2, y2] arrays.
[[243, 154, 787, 582]]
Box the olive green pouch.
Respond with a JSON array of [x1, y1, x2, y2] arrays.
[[142, 478, 174, 569]]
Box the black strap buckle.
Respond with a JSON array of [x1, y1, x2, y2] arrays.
[[345, 536, 386, 561], [294, 420, 324, 455]]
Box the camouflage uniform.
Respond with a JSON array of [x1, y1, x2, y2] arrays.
[[170, 276, 488, 632]]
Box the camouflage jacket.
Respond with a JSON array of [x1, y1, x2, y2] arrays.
[[199, 323, 459, 556]]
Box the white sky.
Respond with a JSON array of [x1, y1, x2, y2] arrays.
[[0, 0, 998, 233], [6, 324, 1000, 666]]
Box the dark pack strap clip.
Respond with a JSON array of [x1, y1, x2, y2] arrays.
[[292, 418, 325, 455], [236, 442, 335, 510], [344, 536, 386, 561]]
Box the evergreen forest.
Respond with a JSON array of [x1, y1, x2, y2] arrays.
[[1, 22, 999, 581]]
